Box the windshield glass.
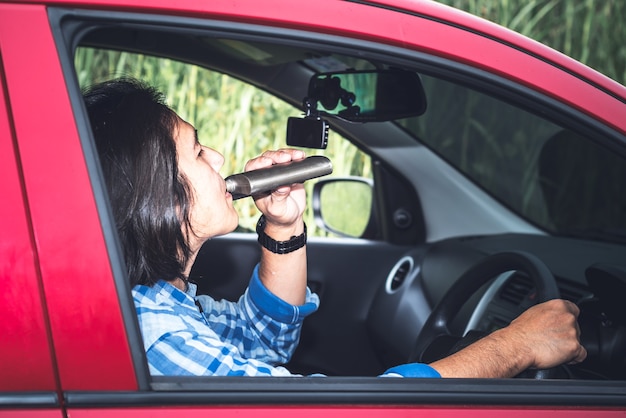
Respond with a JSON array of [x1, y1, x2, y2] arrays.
[[398, 74, 626, 244]]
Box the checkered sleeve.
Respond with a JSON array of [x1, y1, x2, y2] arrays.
[[134, 272, 318, 376], [195, 264, 319, 365]]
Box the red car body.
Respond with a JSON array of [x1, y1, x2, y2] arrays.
[[1, 0, 625, 416]]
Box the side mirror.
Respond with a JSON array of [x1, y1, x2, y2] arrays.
[[312, 177, 376, 238], [307, 69, 427, 122]]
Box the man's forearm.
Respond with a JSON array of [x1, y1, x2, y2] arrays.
[[429, 327, 531, 378], [258, 219, 307, 306]]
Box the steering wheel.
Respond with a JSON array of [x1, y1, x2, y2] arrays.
[[410, 251, 561, 378]]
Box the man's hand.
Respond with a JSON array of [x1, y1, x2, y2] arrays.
[[430, 299, 586, 378], [247, 149, 308, 307], [503, 299, 587, 369], [245, 149, 306, 229]]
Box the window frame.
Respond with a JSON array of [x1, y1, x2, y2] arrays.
[[50, 5, 626, 409]]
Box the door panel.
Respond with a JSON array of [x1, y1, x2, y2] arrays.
[[0, 30, 57, 391], [193, 236, 410, 376]]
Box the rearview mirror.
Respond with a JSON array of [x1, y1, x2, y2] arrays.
[[307, 69, 427, 122]]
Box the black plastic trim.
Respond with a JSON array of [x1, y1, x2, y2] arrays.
[[373, 159, 425, 245], [0, 392, 59, 408], [65, 378, 626, 407]]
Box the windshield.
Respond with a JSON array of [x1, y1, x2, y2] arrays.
[[398, 74, 626, 244]]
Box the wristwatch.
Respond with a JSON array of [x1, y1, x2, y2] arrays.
[[256, 215, 307, 254]]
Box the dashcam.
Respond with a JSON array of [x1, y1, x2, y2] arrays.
[[286, 117, 328, 149]]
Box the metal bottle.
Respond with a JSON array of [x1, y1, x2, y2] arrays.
[[225, 155, 333, 200]]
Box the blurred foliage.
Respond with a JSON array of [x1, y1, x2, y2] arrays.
[[435, 0, 626, 85]]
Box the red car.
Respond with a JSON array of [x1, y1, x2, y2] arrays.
[[1, 0, 625, 416]]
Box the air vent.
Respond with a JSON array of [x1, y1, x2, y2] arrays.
[[499, 273, 533, 305], [499, 273, 592, 306], [559, 282, 593, 303], [385, 256, 414, 293]]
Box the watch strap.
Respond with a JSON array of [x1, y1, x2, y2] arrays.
[[256, 215, 306, 254]]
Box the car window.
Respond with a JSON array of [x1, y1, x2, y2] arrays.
[[49, 6, 626, 405], [399, 75, 626, 245], [76, 45, 626, 246], [75, 48, 372, 238]]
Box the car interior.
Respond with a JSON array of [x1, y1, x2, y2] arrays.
[[52, 7, 626, 390]]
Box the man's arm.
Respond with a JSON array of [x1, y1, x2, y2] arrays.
[[246, 149, 308, 306], [430, 299, 587, 378], [257, 217, 307, 305]]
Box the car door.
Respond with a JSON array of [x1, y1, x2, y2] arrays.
[[8, 0, 624, 416]]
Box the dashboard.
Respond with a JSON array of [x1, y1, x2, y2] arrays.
[[367, 233, 626, 379]]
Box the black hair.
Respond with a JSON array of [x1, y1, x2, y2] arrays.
[[83, 78, 192, 287]]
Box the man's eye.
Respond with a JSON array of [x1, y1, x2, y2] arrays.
[[198, 148, 204, 157]]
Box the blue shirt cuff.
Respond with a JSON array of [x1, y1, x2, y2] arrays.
[[381, 363, 441, 378], [248, 264, 319, 324]]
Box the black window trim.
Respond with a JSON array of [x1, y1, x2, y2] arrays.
[[0, 392, 59, 409], [66, 378, 626, 407]]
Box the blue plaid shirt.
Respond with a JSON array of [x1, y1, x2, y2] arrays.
[[133, 263, 319, 376], [133, 263, 440, 378]]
